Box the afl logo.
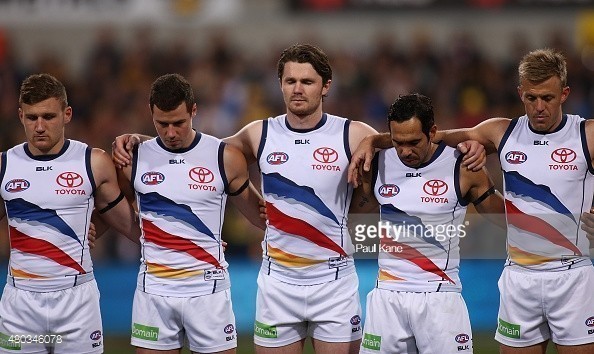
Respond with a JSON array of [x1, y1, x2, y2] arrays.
[[267, 152, 289, 165], [141, 172, 165, 185], [4, 179, 30, 192], [224, 324, 235, 334], [551, 148, 576, 163], [313, 147, 338, 163], [350, 315, 361, 325], [56, 172, 83, 188], [586, 316, 594, 327], [189, 167, 214, 183], [378, 184, 400, 197], [89, 330, 102, 341], [423, 179, 448, 196], [505, 151, 527, 164], [455, 333, 470, 344]]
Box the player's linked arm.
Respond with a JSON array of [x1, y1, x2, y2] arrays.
[[435, 118, 511, 156], [459, 164, 506, 230], [224, 143, 267, 231], [112, 133, 152, 168], [91, 148, 141, 244], [223, 120, 263, 166], [349, 161, 379, 215]]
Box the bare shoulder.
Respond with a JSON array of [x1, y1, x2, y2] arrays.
[[473, 117, 512, 147], [584, 118, 594, 131], [349, 120, 379, 151], [223, 143, 248, 167], [350, 120, 378, 135], [476, 117, 511, 135], [224, 119, 264, 162], [229, 120, 263, 142], [91, 148, 116, 178], [91, 147, 112, 165]]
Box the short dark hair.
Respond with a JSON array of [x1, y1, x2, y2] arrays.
[[19, 73, 68, 109], [149, 73, 195, 113], [277, 44, 332, 85], [387, 93, 434, 138]]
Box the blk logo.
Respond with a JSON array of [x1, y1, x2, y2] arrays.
[[378, 184, 399, 197], [56, 172, 83, 188], [141, 172, 165, 185], [189, 167, 214, 184], [267, 152, 289, 165], [423, 179, 448, 196], [313, 147, 338, 163], [505, 151, 527, 165], [4, 179, 30, 192], [551, 148, 576, 163]]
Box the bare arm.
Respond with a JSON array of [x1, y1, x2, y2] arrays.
[[222, 120, 263, 166], [435, 118, 511, 155], [224, 143, 266, 230], [459, 165, 506, 230], [346, 121, 380, 187], [92, 148, 141, 243], [349, 155, 379, 214], [0, 195, 5, 221]]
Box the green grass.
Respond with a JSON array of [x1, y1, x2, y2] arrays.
[[103, 332, 555, 354]]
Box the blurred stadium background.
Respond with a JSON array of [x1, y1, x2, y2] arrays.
[[1, 0, 593, 353]]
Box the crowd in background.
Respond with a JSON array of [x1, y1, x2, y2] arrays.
[[0, 25, 593, 261]]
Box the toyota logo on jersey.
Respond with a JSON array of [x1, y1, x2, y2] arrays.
[[550, 148, 576, 163], [313, 147, 338, 163], [56, 172, 83, 188], [423, 179, 448, 196], [189, 167, 214, 183]]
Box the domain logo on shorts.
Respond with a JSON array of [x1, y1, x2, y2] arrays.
[[362, 333, 381, 351]]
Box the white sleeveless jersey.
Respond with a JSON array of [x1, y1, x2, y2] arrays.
[[372, 143, 467, 292], [499, 114, 594, 271], [0, 140, 95, 291], [258, 114, 355, 285], [132, 133, 230, 296]]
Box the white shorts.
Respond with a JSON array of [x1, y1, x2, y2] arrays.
[[254, 272, 362, 347], [0, 280, 103, 354], [131, 289, 237, 353], [495, 265, 594, 347], [360, 289, 473, 354]]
